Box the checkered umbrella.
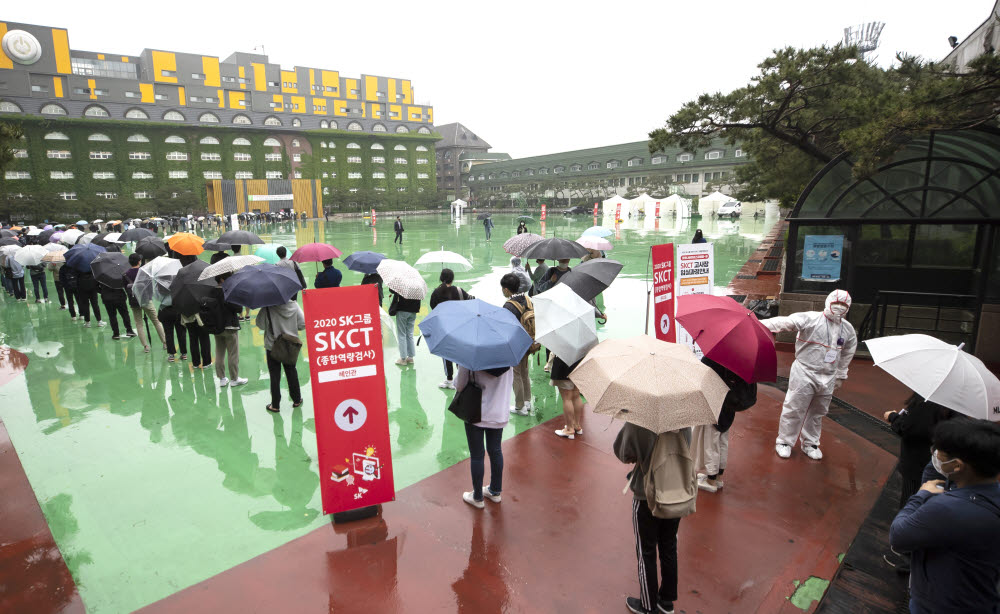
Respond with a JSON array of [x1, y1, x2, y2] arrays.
[[197, 255, 265, 280], [502, 233, 544, 257], [376, 259, 428, 300]]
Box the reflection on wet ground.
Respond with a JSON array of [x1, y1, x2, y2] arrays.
[[0, 211, 776, 612]]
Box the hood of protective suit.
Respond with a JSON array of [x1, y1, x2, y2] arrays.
[[824, 289, 852, 320]]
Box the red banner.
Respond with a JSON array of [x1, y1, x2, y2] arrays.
[[371, 208, 377, 225], [303, 285, 395, 515], [651, 243, 675, 342], [540, 204, 547, 221], [593, 202, 599, 216], [615, 203, 622, 221], [654, 201, 661, 218]]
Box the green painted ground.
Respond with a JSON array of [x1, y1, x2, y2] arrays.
[[0, 211, 775, 613]]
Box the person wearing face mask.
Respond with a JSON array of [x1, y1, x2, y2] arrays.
[[760, 290, 857, 460], [889, 419, 1000, 614]]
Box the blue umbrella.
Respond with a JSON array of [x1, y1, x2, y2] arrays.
[[75, 220, 88, 227], [65, 243, 107, 272], [582, 226, 613, 238], [418, 299, 533, 370], [222, 263, 302, 308], [343, 251, 387, 274]]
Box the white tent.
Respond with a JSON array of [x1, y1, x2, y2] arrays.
[[698, 191, 736, 216], [450, 199, 468, 217], [629, 193, 658, 217], [602, 195, 631, 218], [664, 194, 692, 217]]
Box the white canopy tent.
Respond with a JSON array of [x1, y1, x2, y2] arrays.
[[602, 195, 631, 219], [629, 193, 658, 217], [698, 191, 736, 216], [450, 199, 468, 217], [664, 194, 692, 217]]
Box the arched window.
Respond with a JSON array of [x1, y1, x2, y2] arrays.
[[125, 108, 149, 119], [373, 123, 387, 132], [44, 132, 69, 140], [320, 120, 329, 129], [84, 105, 110, 118], [163, 110, 185, 121], [40, 104, 67, 116], [233, 137, 251, 146], [88, 133, 111, 142], [199, 136, 220, 145], [263, 137, 281, 147], [415, 145, 428, 152], [417, 126, 431, 134], [127, 134, 149, 143], [328, 141, 336, 148], [320, 142, 327, 148], [347, 143, 360, 149], [291, 139, 300, 147], [395, 125, 409, 133], [199, 112, 220, 123], [347, 122, 362, 131], [371, 143, 384, 150], [0, 101, 22, 113], [677, 153, 693, 162], [394, 145, 407, 151], [264, 116, 282, 126], [291, 118, 301, 127], [165, 135, 185, 144], [232, 114, 252, 125], [328, 121, 337, 130]]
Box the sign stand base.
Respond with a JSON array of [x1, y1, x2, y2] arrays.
[[332, 504, 380, 524]]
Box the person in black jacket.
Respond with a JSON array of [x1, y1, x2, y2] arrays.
[[696, 357, 756, 493], [210, 272, 247, 387], [428, 268, 471, 388], [388, 288, 420, 365], [393, 217, 404, 244], [57, 263, 78, 319], [99, 278, 135, 340], [76, 270, 104, 328]]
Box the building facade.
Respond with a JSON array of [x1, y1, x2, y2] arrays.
[[0, 20, 437, 209], [434, 122, 493, 200], [464, 139, 747, 206]]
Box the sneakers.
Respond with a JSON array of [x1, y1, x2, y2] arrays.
[[126, 331, 137, 337], [462, 491, 484, 509], [167, 354, 176, 362], [394, 358, 408, 366], [657, 601, 675, 614], [180, 354, 188, 360], [144, 346, 151, 353], [98, 321, 107, 328], [59, 305, 67, 310], [405, 357, 414, 364], [438, 379, 455, 389], [482, 485, 502, 503], [697, 474, 722, 493], [510, 404, 529, 416], [71, 316, 77, 321], [775, 444, 792, 459], [554, 427, 575, 440], [219, 377, 230, 387], [625, 597, 650, 614], [804, 446, 823, 460], [231, 377, 248, 386], [84, 321, 92, 328], [111, 335, 121, 340]]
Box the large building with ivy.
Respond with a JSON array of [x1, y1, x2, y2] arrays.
[[0, 20, 438, 212]]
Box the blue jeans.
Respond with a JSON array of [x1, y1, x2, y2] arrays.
[[395, 311, 416, 359], [464, 422, 503, 501]]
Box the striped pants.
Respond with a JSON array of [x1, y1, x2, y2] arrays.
[[632, 498, 681, 612]]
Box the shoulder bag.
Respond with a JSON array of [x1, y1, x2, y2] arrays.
[[267, 307, 303, 366], [448, 371, 482, 423]]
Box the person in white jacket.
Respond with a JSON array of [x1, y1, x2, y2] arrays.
[[762, 290, 857, 460], [455, 365, 513, 509]]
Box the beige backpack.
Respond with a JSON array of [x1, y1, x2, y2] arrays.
[[643, 430, 697, 519]]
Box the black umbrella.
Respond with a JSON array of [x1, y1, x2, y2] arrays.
[[218, 229, 264, 245], [135, 236, 168, 260], [169, 260, 216, 316], [120, 227, 154, 242], [520, 238, 590, 261], [476, 212, 492, 220], [0, 238, 18, 246], [90, 252, 129, 289], [558, 258, 624, 302], [203, 238, 232, 252], [37, 229, 55, 244], [222, 263, 302, 308], [92, 232, 112, 249]]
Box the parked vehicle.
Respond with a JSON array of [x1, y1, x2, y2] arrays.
[[563, 206, 587, 215], [717, 201, 742, 218]]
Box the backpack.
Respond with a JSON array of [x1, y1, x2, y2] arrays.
[[726, 378, 758, 412], [643, 431, 697, 519], [198, 296, 225, 335], [507, 295, 540, 354]]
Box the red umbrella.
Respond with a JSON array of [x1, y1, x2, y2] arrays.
[[675, 294, 777, 383], [290, 242, 342, 263]]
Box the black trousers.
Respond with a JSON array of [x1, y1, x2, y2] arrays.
[[103, 300, 132, 336], [394, 230, 403, 243], [632, 499, 680, 611], [443, 358, 454, 380], [186, 323, 212, 367], [159, 308, 187, 356], [77, 288, 102, 323], [54, 280, 67, 308], [266, 350, 301, 409]]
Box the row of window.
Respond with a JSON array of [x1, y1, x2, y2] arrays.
[[35, 149, 295, 163], [34, 132, 427, 154], [320, 142, 429, 152], [8, 170, 305, 182], [468, 151, 745, 181], [0, 100, 433, 134]]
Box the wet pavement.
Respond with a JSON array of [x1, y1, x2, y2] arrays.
[[0, 211, 787, 612]]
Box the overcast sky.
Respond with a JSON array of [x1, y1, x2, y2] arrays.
[[6, 0, 992, 157]]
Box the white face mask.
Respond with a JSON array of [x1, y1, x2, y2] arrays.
[[931, 451, 958, 477], [830, 304, 848, 317]]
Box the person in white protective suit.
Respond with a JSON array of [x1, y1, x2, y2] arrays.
[[761, 290, 857, 460]]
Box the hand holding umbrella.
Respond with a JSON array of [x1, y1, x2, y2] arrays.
[[418, 299, 533, 370], [532, 284, 599, 365], [675, 294, 777, 383]]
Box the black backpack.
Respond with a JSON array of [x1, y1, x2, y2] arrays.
[[726, 378, 758, 413], [198, 296, 225, 335]]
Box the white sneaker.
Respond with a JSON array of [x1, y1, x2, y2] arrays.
[[509, 405, 529, 416], [462, 491, 484, 509], [84, 322, 91, 328], [697, 473, 724, 490], [230, 377, 248, 386], [98, 321, 107, 328], [697, 475, 720, 493], [482, 485, 502, 503], [775, 444, 792, 459], [804, 446, 823, 460], [394, 358, 408, 366], [554, 427, 575, 440], [438, 379, 454, 389], [219, 377, 229, 387], [405, 357, 414, 364]]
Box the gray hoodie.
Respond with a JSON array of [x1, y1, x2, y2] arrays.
[[256, 300, 305, 350], [613, 423, 692, 500]]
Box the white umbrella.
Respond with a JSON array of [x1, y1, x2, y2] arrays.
[[133, 256, 182, 305], [103, 232, 124, 244], [197, 255, 265, 280], [865, 334, 1000, 421], [1, 245, 21, 257], [532, 283, 599, 365], [78, 232, 98, 245], [376, 259, 428, 300], [414, 250, 473, 272], [60, 228, 84, 245], [27, 227, 42, 236], [92, 219, 104, 224], [14, 245, 48, 267], [569, 335, 730, 433], [44, 243, 67, 253]]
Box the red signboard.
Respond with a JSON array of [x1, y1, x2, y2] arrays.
[[540, 204, 547, 221], [593, 202, 599, 216], [303, 285, 395, 515], [650, 243, 675, 342], [654, 201, 661, 218], [615, 203, 622, 220], [371, 208, 377, 225]]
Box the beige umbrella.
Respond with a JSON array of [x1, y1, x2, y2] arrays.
[[569, 335, 730, 433]]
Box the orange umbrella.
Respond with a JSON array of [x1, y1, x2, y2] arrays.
[[167, 232, 205, 256]]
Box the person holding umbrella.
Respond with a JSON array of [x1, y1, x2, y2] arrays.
[[93, 253, 136, 340], [516, 220, 528, 235], [27, 262, 49, 303], [388, 288, 421, 366], [482, 215, 494, 242], [500, 273, 535, 415], [49, 256, 68, 311], [124, 253, 167, 353], [275, 246, 307, 296], [208, 272, 247, 387], [75, 268, 103, 327], [174, 255, 213, 369], [429, 268, 473, 389], [314, 259, 342, 289], [9, 254, 26, 301]]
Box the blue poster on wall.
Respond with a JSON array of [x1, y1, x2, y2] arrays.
[[801, 235, 844, 280]]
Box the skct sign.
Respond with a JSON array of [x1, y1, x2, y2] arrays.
[[650, 243, 675, 343]]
